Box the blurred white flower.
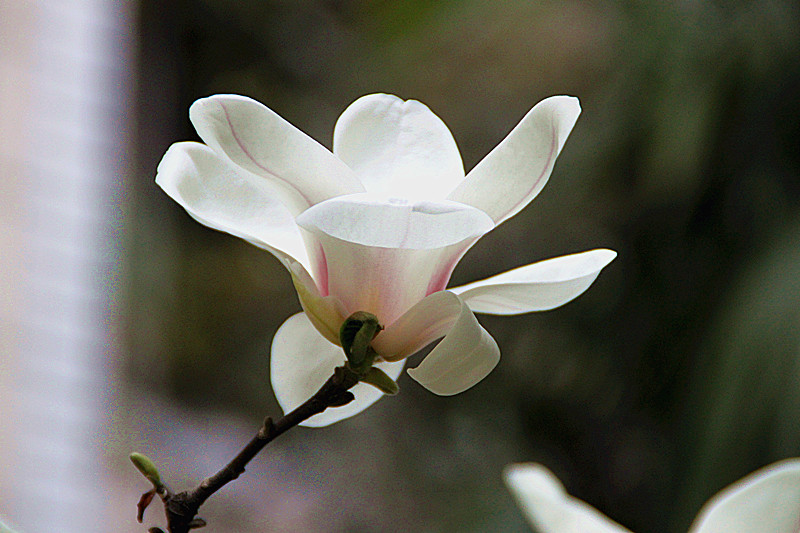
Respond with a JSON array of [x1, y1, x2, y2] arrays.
[[156, 93, 615, 426], [0, 518, 19, 533], [504, 460, 800, 533]]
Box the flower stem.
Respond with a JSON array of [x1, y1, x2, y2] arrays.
[[138, 364, 361, 533]]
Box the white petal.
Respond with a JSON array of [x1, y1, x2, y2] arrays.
[[503, 463, 633, 533], [372, 291, 500, 396], [333, 94, 465, 199], [156, 141, 310, 270], [372, 291, 463, 358], [447, 96, 581, 225], [404, 297, 499, 396], [451, 249, 617, 315], [189, 94, 364, 214], [157, 142, 342, 344], [297, 194, 493, 325], [270, 312, 405, 428], [689, 459, 800, 533]]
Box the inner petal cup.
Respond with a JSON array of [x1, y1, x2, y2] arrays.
[[296, 194, 494, 325]]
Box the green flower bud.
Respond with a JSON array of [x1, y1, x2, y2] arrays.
[[339, 311, 382, 371], [130, 452, 164, 491]]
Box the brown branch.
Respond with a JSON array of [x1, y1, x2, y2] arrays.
[[141, 364, 361, 533]]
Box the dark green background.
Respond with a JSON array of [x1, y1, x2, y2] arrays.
[[126, 1, 800, 531]]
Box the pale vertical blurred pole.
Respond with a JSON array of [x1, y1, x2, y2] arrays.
[[0, 1, 134, 531], [0, 3, 35, 520]]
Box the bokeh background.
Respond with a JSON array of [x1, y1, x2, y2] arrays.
[[2, 1, 800, 532]]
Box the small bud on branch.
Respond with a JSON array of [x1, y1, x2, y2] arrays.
[[339, 311, 382, 372]]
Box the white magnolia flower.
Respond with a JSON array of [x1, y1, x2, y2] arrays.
[[156, 93, 616, 426], [504, 460, 800, 533], [0, 518, 19, 533]]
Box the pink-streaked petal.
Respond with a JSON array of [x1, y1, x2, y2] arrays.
[[450, 249, 617, 315], [371, 291, 464, 359], [305, 240, 470, 328], [689, 459, 800, 533], [189, 94, 364, 214], [156, 141, 310, 270], [296, 194, 493, 325], [270, 312, 405, 428], [372, 292, 499, 396], [503, 463, 633, 533], [333, 93, 465, 199], [447, 96, 581, 225]]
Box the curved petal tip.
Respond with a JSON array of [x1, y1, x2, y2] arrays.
[[270, 312, 404, 427]]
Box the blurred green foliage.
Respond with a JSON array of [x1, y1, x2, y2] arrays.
[[127, 1, 800, 531]]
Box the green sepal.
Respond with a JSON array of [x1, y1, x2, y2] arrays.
[[339, 311, 382, 370], [360, 367, 400, 395], [130, 452, 164, 491]]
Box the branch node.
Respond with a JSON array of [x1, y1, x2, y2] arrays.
[[328, 390, 356, 407], [258, 417, 275, 439], [188, 518, 208, 529]]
